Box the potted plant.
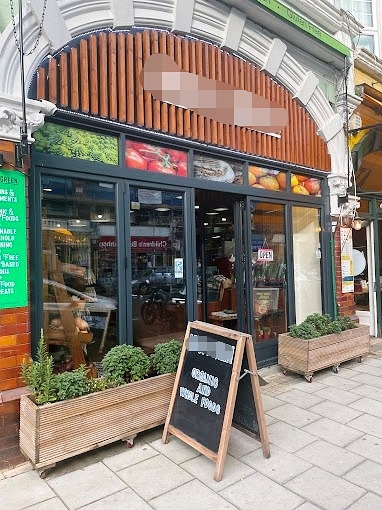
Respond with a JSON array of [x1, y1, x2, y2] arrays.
[[19, 334, 182, 475], [278, 313, 370, 382]]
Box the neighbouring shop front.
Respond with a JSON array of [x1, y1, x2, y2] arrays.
[[28, 28, 334, 369]]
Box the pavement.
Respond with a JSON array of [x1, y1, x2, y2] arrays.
[[1, 339, 382, 510]]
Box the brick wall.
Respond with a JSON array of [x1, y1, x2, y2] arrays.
[[0, 140, 30, 469], [333, 224, 357, 319]]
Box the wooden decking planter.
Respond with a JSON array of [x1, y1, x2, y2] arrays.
[[19, 373, 175, 473], [278, 324, 370, 382]]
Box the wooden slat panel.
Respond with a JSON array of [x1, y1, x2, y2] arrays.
[[182, 38, 191, 138], [159, 32, 168, 132], [108, 32, 118, 120], [127, 33, 135, 124], [79, 40, 89, 113], [150, 31, 161, 131], [37, 66, 46, 101], [209, 44, 218, 145], [69, 48, 79, 110], [89, 35, 98, 115], [167, 33, 176, 134], [189, 40, 198, 139], [99, 32, 108, 118], [221, 51, 229, 147], [142, 30, 153, 129], [174, 35, 184, 137], [195, 40, 204, 141], [203, 43, 211, 144], [48, 59, 57, 104], [135, 32, 144, 126], [59, 53, 68, 107], [117, 33, 126, 122]]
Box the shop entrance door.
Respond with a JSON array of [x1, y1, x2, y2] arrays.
[[195, 190, 245, 332]]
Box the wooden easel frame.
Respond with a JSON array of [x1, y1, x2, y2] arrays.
[[162, 320, 270, 481]]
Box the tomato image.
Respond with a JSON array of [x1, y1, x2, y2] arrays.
[[148, 158, 177, 174], [175, 161, 188, 176], [132, 142, 166, 161], [169, 149, 187, 164], [125, 147, 147, 170]]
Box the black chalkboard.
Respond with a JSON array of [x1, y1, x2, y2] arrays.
[[169, 328, 236, 453], [233, 350, 260, 437]]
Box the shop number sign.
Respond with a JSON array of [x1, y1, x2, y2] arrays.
[[0, 170, 27, 309]]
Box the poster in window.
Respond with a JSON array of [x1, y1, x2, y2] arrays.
[[125, 140, 188, 177]]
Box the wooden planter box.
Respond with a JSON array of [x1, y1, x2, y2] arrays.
[[278, 324, 370, 382], [19, 373, 176, 472]]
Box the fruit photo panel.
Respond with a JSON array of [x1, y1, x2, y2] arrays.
[[248, 166, 321, 196], [125, 140, 188, 177], [194, 154, 243, 184]]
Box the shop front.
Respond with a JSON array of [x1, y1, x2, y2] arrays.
[[28, 25, 334, 368]]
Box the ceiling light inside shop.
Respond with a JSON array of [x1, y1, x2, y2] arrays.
[[56, 223, 61, 228], [97, 214, 103, 219], [203, 222, 208, 226], [176, 196, 183, 200], [206, 212, 218, 215], [43, 187, 52, 192], [195, 205, 200, 209], [212, 235, 221, 238], [221, 217, 227, 222], [214, 207, 228, 211], [155, 206, 170, 212]]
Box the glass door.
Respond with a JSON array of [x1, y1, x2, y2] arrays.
[[195, 190, 244, 331]]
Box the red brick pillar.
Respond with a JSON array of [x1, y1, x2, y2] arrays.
[[333, 224, 357, 319], [0, 140, 31, 469]]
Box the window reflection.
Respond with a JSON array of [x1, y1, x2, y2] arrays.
[[130, 188, 186, 353]]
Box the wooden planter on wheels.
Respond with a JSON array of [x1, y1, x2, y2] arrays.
[[278, 324, 370, 382], [19, 373, 175, 475]]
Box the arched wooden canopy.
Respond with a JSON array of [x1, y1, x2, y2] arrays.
[[31, 28, 331, 171]]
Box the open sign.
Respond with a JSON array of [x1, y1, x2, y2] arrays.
[[257, 249, 274, 261]]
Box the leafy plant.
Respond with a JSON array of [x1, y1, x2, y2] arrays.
[[54, 366, 90, 401], [102, 345, 150, 385], [21, 331, 57, 405], [150, 340, 182, 375], [289, 313, 356, 339]]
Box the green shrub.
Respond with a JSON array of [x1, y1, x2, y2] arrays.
[[54, 366, 90, 401], [150, 340, 182, 375], [289, 313, 356, 339], [102, 344, 150, 385]]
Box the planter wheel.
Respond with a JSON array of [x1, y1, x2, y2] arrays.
[[332, 365, 340, 374], [358, 356, 364, 363], [38, 464, 55, 479], [122, 434, 137, 448], [282, 368, 288, 376], [305, 374, 313, 383]]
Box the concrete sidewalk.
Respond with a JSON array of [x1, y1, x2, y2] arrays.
[[1, 340, 382, 510]]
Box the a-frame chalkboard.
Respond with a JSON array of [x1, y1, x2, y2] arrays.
[[162, 321, 270, 481]]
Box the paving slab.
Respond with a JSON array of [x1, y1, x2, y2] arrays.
[[308, 399, 363, 424], [344, 459, 382, 496], [346, 434, 382, 464], [346, 493, 382, 510], [265, 414, 278, 426], [240, 444, 312, 484], [267, 403, 321, 427], [220, 471, 304, 510], [314, 374, 361, 391], [314, 386, 362, 405], [150, 478, 237, 510], [284, 466, 365, 510], [349, 372, 382, 389], [350, 384, 382, 401], [347, 363, 382, 377], [347, 413, 382, 438], [349, 396, 382, 418], [25, 499, 68, 510], [150, 436, 201, 464], [117, 454, 192, 501], [47, 462, 126, 510], [361, 357, 382, 368], [77, 488, 152, 510], [227, 427, 262, 458], [295, 504, 322, 510], [291, 380, 328, 393], [302, 417, 364, 447], [295, 439, 364, 475], [180, 452, 254, 491], [266, 421, 317, 452], [261, 394, 286, 411], [275, 389, 324, 409], [102, 444, 159, 472], [0, 471, 55, 510]]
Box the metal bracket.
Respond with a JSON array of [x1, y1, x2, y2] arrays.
[[239, 369, 257, 380]]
